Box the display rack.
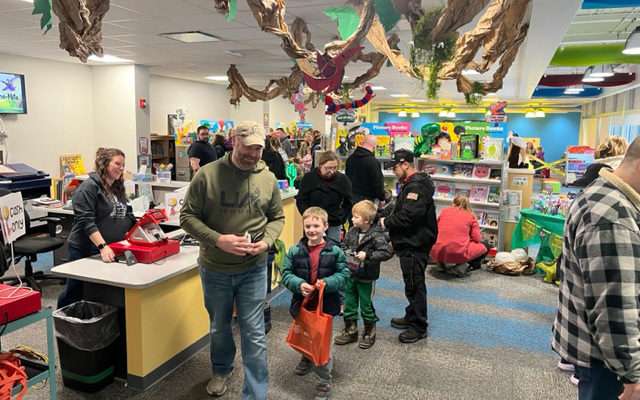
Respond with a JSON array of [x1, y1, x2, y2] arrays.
[[564, 148, 594, 186]]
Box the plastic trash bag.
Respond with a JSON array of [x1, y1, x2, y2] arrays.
[[53, 301, 119, 352]]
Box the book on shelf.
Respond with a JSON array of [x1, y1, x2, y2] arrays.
[[482, 137, 504, 161], [458, 134, 479, 160], [469, 184, 489, 202], [489, 169, 502, 180], [487, 186, 501, 203], [435, 182, 455, 199], [439, 141, 452, 160], [485, 212, 499, 227], [474, 211, 486, 224], [452, 163, 473, 178], [435, 163, 454, 176], [375, 135, 391, 156], [394, 136, 414, 153], [482, 231, 498, 247], [472, 164, 492, 180], [453, 188, 470, 198], [421, 163, 436, 175]]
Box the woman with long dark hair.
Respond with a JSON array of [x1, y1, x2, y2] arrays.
[[57, 147, 135, 307]]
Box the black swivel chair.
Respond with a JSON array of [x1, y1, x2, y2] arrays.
[[0, 189, 66, 291]]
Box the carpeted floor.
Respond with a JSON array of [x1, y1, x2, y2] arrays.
[[1, 253, 577, 399]]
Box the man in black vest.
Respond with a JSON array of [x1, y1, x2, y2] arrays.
[[188, 125, 218, 178]]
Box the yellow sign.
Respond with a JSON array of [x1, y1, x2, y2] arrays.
[[59, 154, 85, 176], [521, 217, 538, 241]]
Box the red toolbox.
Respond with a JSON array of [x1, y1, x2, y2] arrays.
[[0, 285, 41, 323]]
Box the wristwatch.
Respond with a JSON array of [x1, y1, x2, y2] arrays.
[[97, 242, 107, 250]]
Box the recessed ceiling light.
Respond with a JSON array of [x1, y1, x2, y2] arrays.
[[411, 99, 427, 102], [390, 93, 410, 97], [222, 50, 244, 58], [88, 54, 132, 63], [370, 86, 386, 91], [205, 75, 228, 81], [160, 31, 221, 43], [21, 0, 33, 3]]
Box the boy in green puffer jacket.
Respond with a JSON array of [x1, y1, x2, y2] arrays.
[[335, 200, 393, 349], [281, 207, 348, 400]]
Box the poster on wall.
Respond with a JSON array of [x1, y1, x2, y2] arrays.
[[199, 119, 235, 134], [138, 137, 149, 155], [174, 120, 195, 146], [59, 154, 85, 177]]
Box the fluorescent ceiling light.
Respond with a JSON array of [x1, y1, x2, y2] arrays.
[[589, 64, 614, 78], [462, 69, 480, 76], [486, 92, 497, 96], [525, 111, 535, 118], [411, 99, 427, 102], [390, 93, 410, 98], [222, 50, 244, 58], [88, 54, 132, 63], [582, 66, 605, 82], [411, 111, 420, 118], [370, 86, 386, 91], [535, 110, 545, 118], [398, 110, 407, 117], [446, 111, 456, 118], [205, 75, 228, 81], [438, 109, 448, 117], [161, 31, 221, 43], [21, 0, 33, 3], [623, 26, 640, 55]]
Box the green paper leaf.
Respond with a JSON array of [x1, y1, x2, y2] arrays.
[[32, 0, 52, 34], [374, 0, 400, 32], [227, 0, 237, 22], [325, 6, 360, 40]]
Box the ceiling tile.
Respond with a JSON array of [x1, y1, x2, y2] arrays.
[[159, 12, 249, 30], [111, 0, 211, 17]]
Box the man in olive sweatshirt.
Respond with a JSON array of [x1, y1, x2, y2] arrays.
[[180, 121, 284, 400]]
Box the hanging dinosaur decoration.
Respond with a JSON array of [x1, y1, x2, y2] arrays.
[[302, 47, 365, 95], [325, 85, 374, 115]]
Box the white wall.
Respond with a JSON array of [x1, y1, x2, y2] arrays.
[[134, 65, 150, 168], [91, 65, 137, 165], [0, 53, 95, 175], [149, 75, 229, 135]]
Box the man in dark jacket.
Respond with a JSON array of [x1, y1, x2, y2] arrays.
[[381, 149, 438, 343], [345, 135, 385, 226]]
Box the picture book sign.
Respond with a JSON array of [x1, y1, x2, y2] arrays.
[[360, 122, 411, 137], [0, 192, 25, 244]]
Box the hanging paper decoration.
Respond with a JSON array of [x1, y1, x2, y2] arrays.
[[227, 0, 238, 21], [302, 46, 365, 95], [336, 109, 356, 124], [32, 0, 53, 34], [290, 83, 307, 122], [549, 233, 563, 259], [325, 85, 373, 115]]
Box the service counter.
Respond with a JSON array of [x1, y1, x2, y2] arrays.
[[46, 189, 302, 391]]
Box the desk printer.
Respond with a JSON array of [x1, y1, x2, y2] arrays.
[[110, 209, 180, 263]]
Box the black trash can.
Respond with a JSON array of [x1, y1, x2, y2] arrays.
[[53, 301, 120, 392]]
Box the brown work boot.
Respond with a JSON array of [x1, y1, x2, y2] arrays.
[[359, 321, 376, 349], [334, 319, 358, 345]]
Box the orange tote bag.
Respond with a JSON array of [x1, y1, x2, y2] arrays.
[[285, 280, 333, 366]]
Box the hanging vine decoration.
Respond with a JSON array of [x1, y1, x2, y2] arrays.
[[464, 81, 485, 108]]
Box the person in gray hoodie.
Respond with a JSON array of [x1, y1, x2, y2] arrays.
[[57, 148, 135, 308], [180, 121, 284, 400]]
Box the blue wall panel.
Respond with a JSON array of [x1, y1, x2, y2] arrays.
[[378, 112, 581, 163]]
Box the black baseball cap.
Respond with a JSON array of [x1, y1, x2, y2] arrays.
[[390, 149, 414, 166]]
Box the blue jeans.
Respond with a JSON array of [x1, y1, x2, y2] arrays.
[[200, 260, 269, 400], [325, 225, 341, 243], [576, 363, 623, 400], [57, 246, 98, 308]]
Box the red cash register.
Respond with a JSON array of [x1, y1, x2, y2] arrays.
[[110, 209, 180, 263]]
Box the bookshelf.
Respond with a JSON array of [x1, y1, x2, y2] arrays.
[[416, 158, 507, 251], [150, 135, 176, 178]]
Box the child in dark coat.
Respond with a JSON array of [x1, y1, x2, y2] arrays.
[[280, 207, 348, 400], [335, 200, 392, 349]]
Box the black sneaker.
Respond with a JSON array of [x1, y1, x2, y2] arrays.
[[314, 382, 332, 399], [399, 328, 428, 343], [294, 357, 313, 376], [390, 317, 408, 329]]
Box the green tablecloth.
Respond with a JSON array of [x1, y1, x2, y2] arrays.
[[511, 209, 566, 263]]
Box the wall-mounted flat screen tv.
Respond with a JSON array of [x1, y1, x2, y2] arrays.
[[0, 73, 27, 114]]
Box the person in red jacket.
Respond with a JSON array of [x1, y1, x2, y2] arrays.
[[430, 195, 490, 277]]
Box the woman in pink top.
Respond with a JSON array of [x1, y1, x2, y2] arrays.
[[430, 195, 490, 277]]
